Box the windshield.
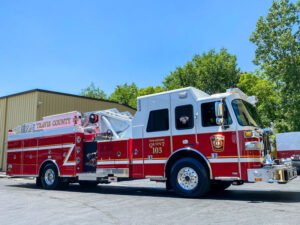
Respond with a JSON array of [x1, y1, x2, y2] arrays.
[[232, 99, 258, 127]]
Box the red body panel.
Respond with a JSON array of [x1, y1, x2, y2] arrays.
[[7, 132, 84, 177], [128, 131, 262, 180], [7, 129, 263, 182]]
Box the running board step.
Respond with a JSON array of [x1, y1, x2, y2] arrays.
[[148, 176, 167, 182]]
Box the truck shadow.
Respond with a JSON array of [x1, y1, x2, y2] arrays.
[[7, 182, 300, 203]]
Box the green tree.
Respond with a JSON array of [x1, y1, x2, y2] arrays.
[[138, 86, 165, 97], [109, 83, 139, 108], [81, 82, 107, 99], [250, 0, 300, 131], [163, 48, 240, 94], [237, 73, 279, 128]]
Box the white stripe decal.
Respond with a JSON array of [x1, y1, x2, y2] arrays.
[[115, 161, 129, 165], [63, 144, 76, 166], [97, 161, 114, 165], [95, 158, 261, 165], [97, 161, 129, 165], [8, 145, 261, 165], [131, 160, 143, 165], [98, 158, 260, 165], [144, 159, 166, 164], [97, 159, 167, 165], [7, 144, 74, 152], [7, 144, 76, 166], [132, 159, 167, 164], [209, 158, 261, 163]]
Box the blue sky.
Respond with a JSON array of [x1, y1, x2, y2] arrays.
[[0, 0, 274, 97]]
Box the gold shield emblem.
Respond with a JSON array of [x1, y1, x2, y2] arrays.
[[210, 135, 225, 152]]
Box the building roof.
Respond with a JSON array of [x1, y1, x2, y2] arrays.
[[0, 89, 136, 110]]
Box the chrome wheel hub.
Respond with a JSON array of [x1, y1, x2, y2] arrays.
[[177, 167, 199, 191], [44, 169, 55, 186]]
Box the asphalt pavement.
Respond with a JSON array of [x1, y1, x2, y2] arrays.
[[1, 176, 300, 225]]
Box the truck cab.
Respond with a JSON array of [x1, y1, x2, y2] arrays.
[[131, 87, 296, 192]]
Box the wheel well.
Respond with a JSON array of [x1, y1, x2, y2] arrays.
[[38, 160, 60, 177], [165, 149, 212, 180]]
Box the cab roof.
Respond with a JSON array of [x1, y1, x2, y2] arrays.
[[137, 87, 210, 100], [137, 87, 257, 105]]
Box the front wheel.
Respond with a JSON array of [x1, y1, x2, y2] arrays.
[[41, 164, 60, 189], [170, 158, 210, 197]]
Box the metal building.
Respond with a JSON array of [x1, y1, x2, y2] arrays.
[[0, 89, 136, 171]]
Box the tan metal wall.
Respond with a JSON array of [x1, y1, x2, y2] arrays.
[[1, 92, 38, 171], [36, 92, 135, 120], [0, 98, 7, 171]]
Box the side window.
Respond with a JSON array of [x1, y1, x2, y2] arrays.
[[146, 109, 169, 132], [175, 104, 194, 130], [201, 102, 232, 127]]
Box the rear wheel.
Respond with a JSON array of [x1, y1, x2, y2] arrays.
[[170, 158, 210, 197], [41, 164, 60, 189]]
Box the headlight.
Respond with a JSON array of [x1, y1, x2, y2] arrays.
[[245, 141, 262, 150]]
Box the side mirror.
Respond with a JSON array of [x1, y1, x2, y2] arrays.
[[215, 101, 224, 126]]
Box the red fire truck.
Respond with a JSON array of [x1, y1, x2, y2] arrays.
[[6, 87, 297, 197]]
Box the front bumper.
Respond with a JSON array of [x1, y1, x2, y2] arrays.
[[247, 164, 297, 184]]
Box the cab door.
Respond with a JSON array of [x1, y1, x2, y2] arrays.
[[170, 92, 197, 151], [142, 93, 171, 177], [198, 99, 240, 179]]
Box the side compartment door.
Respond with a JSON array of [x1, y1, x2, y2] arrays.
[[22, 138, 38, 175], [131, 133, 144, 178], [97, 139, 130, 177], [97, 140, 115, 169], [7, 140, 23, 175], [61, 133, 79, 176], [37, 136, 62, 174], [112, 139, 130, 177]]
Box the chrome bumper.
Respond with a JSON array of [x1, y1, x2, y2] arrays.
[[247, 165, 297, 184]]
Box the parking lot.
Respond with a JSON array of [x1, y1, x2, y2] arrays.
[[1, 177, 300, 225]]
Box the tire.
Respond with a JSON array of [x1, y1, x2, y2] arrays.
[[36, 177, 42, 187], [170, 157, 210, 197], [210, 181, 231, 192], [41, 164, 60, 189], [79, 181, 99, 188]]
